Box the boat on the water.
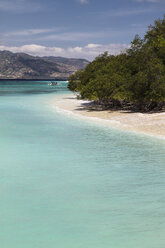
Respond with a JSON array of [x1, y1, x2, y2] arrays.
[[49, 81, 57, 86]]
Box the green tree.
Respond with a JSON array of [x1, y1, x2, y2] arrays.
[[68, 15, 165, 111]]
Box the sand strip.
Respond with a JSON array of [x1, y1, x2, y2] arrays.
[[51, 93, 165, 139]]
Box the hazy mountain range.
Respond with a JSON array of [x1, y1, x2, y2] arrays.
[[0, 50, 89, 80]]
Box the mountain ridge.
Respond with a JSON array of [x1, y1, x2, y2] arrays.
[[0, 50, 89, 79]]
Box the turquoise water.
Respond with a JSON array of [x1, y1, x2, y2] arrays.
[[0, 81, 165, 248]]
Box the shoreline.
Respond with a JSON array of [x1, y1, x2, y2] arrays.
[[51, 93, 165, 140]]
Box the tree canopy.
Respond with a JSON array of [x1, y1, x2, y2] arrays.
[[68, 15, 165, 112]]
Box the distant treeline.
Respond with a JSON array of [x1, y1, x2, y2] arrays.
[[68, 15, 165, 112]]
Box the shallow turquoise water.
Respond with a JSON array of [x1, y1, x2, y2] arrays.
[[0, 81, 165, 248]]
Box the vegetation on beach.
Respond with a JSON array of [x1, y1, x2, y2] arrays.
[[68, 15, 165, 112]]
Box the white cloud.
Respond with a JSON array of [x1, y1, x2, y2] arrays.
[[0, 0, 41, 12], [0, 29, 110, 42], [3, 28, 60, 37], [41, 31, 106, 41], [76, 0, 89, 4], [100, 7, 157, 18], [135, 0, 165, 2], [0, 43, 129, 60]]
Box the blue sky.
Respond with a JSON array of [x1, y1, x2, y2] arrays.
[[0, 0, 164, 60]]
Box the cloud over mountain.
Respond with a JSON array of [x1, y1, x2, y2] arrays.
[[0, 43, 129, 60]]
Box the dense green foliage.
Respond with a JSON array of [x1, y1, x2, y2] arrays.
[[68, 15, 165, 111]]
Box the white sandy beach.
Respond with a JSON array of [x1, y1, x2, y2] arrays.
[[51, 93, 165, 139]]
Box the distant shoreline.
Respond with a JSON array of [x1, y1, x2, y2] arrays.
[[51, 93, 165, 140], [0, 78, 68, 81]]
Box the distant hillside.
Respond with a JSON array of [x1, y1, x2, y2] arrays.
[[0, 50, 89, 79], [42, 56, 89, 70]]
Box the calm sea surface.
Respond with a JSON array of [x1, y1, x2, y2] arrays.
[[0, 81, 165, 248]]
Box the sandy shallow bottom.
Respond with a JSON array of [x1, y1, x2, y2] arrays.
[[51, 93, 165, 139]]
